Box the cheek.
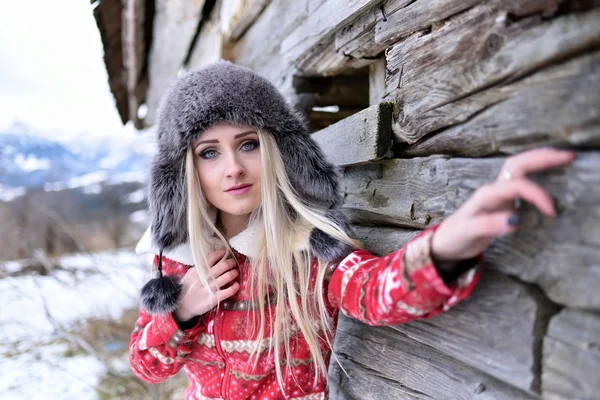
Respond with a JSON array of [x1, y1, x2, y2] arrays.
[[196, 165, 219, 199]]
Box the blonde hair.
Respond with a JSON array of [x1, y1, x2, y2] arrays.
[[185, 129, 360, 392]]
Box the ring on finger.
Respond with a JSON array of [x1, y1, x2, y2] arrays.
[[502, 170, 513, 181]]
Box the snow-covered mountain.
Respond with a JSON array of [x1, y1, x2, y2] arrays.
[[0, 129, 156, 197]]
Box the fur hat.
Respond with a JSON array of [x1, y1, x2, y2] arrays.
[[141, 61, 353, 314]]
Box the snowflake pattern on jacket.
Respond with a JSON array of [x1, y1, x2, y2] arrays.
[[129, 225, 480, 399]]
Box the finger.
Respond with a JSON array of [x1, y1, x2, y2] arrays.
[[470, 211, 519, 237], [215, 269, 239, 288], [499, 148, 575, 180], [206, 247, 228, 266], [210, 257, 237, 278], [471, 179, 556, 216], [216, 281, 240, 301]]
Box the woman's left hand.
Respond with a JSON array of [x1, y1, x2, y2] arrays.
[[431, 148, 576, 262]]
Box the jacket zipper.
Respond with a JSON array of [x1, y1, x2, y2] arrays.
[[214, 309, 230, 399]]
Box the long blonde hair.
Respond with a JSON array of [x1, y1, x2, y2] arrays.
[[185, 129, 360, 391]]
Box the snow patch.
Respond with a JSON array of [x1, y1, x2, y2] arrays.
[[0, 185, 26, 202], [0, 249, 150, 399], [15, 153, 51, 172], [123, 189, 145, 203], [44, 171, 109, 191], [129, 209, 148, 224]]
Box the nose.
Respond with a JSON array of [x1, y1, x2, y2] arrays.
[[225, 153, 246, 178]]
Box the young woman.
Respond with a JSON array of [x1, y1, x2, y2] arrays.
[[130, 61, 575, 400]]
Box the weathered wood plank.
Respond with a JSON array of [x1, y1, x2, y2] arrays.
[[391, 270, 557, 392], [329, 291, 542, 399], [311, 103, 392, 167], [231, 0, 307, 83], [188, 0, 223, 70], [312, 0, 572, 83], [220, 0, 270, 43], [542, 309, 600, 399], [123, 0, 150, 128], [401, 50, 600, 157], [369, 58, 386, 106], [93, 0, 129, 124], [337, 0, 484, 62], [280, 0, 381, 66], [353, 225, 419, 256], [342, 156, 449, 228], [342, 153, 600, 308], [293, 36, 375, 77], [145, 0, 206, 125], [385, 6, 600, 146]]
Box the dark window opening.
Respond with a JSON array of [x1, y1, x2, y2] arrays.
[[293, 66, 370, 133]]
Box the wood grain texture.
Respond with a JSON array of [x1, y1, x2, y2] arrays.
[[280, 0, 381, 66], [188, 0, 223, 70], [123, 0, 150, 128], [385, 6, 600, 147], [390, 270, 557, 392], [336, 0, 483, 61], [400, 51, 600, 157], [231, 0, 307, 83], [220, 0, 270, 43], [93, 0, 129, 124], [542, 309, 600, 399], [369, 58, 386, 106], [145, 0, 206, 125], [353, 225, 419, 256], [329, 297, 541, 399], [311, 103, 392, 166], [342, 153, 600, 308], [342, 156, 449, 228]]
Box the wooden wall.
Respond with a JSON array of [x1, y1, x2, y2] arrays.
[[97, 1, 600, 398]]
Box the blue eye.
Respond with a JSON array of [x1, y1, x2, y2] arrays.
[[199, 149, 218, 159], [241, 140, 259, 151]]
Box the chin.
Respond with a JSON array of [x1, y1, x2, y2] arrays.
[[222, 200, 260, 216]]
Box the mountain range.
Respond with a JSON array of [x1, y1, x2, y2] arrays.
[[0, 129, 156, 197]]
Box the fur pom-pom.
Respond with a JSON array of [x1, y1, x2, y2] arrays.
[[140, 275, 182, 315]]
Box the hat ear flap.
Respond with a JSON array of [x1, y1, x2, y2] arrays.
[[309, 210, 355, 262], [276, 125, 343, 209], [148, 150, 188, 249]]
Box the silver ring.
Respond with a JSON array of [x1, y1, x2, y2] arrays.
[[502, 170, 513, 181]]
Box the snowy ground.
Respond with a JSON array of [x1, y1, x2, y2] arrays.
[[0, 250, 151, 399]]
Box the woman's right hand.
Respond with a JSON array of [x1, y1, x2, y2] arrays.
[[174, 248, 240, 321]]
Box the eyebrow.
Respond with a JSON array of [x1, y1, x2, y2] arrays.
[[194, 130, 257, 147]]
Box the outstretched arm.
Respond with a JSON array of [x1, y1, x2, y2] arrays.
[[328, 148, 575, 326]]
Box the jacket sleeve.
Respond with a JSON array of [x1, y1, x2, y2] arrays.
[[327, 224, 481, 326], [129, 256, 204, 383]]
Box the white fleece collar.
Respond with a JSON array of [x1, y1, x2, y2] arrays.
[[135, 222, 260, 266]]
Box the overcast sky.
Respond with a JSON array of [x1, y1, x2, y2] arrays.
[[0, 0, 129, 141]]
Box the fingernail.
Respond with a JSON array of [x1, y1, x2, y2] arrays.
[[507, 214, 520, 226]]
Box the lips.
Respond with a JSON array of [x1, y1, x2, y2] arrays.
[[226, 184, 252, 192], [225, 184, 253, 196]]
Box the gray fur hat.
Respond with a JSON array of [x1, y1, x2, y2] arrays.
[[142, 61, 353, 314]]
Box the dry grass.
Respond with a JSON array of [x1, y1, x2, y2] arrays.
[[69, 308, 189, 399]]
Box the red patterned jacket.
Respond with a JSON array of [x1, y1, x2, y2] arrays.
[[129, 225, 480, 399]]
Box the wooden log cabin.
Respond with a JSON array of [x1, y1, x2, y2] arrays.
[[92, 0, 600, 398]]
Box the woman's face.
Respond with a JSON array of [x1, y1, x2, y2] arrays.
[[193, 123, 261, 218]]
